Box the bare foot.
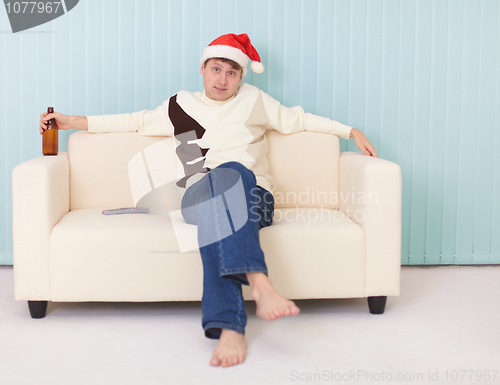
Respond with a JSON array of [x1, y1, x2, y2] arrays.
[[247, 272, 300, 321], [210, 329, 247, 368]]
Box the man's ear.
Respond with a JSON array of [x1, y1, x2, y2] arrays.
[[200, 64, 205, 76]]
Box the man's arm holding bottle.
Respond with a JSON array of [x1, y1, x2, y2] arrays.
[[39, 112, 87, 134], [39, 102, 173, 137]]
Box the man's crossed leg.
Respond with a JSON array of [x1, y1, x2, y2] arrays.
[[180, 162, 300, 368]]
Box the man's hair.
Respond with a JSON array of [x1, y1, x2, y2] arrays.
[[203, 57, 242, 71]]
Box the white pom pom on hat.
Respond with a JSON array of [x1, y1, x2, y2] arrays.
[[200, 33, 264, 77], [251, 60, 265, 74]]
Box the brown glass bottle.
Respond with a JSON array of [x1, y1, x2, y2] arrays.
[[42, 107, 58, 156]]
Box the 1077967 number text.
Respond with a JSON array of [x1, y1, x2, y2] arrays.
[[5, 2, 61, 14]]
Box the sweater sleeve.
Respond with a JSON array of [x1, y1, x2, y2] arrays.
[[86, 100, 174, 137], [260, 90, 352, 140]]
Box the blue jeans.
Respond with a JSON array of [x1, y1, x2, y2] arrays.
[[181, 162, 274, 339]]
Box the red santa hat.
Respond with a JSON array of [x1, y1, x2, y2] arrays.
[[200, 33, 264, 77]]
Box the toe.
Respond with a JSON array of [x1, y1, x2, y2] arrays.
[[210, 354, 222, 367], [210, 360, 220, 367]]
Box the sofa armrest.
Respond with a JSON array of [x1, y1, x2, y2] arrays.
[[12, 152, 70, 300], [339, 152, 402, 297]]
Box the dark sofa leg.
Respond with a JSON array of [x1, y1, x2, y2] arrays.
[[367, 296, 387, 314], [28, 301, 48, 319]]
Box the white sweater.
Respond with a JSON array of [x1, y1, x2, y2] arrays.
[[87, 83, 352, 194]]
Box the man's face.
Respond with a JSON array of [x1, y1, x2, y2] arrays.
[[200, 59, 243, 101]]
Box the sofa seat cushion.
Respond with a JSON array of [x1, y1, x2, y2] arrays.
[[253, 208, 367, 299], [49, 208, 365, 302], [49, 209, 203, 302]]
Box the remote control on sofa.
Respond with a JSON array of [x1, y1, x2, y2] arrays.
[[102, 207, 150, 215]]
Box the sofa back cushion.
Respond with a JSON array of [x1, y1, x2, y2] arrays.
[[68, 130, 340, 210], [265, 130, 339, 209]]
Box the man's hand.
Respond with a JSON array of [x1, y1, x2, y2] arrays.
[[350, 128, 378, 157], [39, 111, 88, 134]]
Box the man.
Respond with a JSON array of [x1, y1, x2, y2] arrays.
[[40, 33, 377, 368]]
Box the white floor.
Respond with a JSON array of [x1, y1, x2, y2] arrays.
[[1, 265, 499, 385]]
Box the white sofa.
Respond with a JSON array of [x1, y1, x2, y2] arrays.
[[12, 129, 402, 318]]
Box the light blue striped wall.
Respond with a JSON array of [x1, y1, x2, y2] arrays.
[[1, 0, 499, 265]]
